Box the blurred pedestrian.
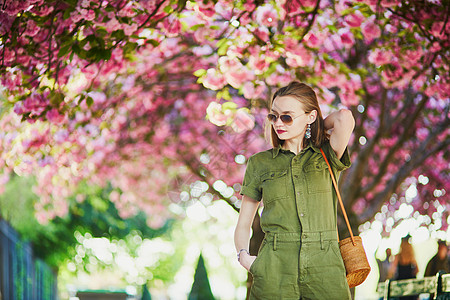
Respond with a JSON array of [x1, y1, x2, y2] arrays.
[[377, 247, 393, 283], [424, 240, 449, 277], [389, 236, 419, 300]]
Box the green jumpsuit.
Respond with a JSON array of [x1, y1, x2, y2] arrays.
[[240, 140, 352, 300]]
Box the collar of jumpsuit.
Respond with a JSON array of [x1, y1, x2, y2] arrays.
[[272, 140, 322, 158]]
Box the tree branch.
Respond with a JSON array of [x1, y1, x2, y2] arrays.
[[358, 117, 450, 223], [298, 0, 321, 41], [341, 87, 387, 206], [360, 93, 429, 196]]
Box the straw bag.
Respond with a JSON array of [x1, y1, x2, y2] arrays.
[[320, 148, 371, 288]]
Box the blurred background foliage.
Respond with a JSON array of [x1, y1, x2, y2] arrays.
[[0, 173, 174, 273], [0, 173, 243, 298]]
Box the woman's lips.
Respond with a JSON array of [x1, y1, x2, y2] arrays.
[[276, 130, 287, 134]]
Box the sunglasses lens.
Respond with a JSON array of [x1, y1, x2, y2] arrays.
[[280, 115, 293, 124], [268, 114, 277, 123]]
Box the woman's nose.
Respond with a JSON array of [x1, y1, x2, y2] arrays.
[[274, 117, 284, 126]]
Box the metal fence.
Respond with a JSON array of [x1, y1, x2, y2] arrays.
[[0, 219, 57, 300], [377, 271, 450, 299]]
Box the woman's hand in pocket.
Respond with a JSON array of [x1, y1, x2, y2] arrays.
[[239, 251, 257, 271]]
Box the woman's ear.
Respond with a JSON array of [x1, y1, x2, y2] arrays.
[[308, 110, 318, 124]]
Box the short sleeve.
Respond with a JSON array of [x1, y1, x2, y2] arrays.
[[324, 141, 351, 172], [239, 155, 262, 202]]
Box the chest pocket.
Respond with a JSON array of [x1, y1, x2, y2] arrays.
[[304, 160, 332, 194], [261, 169, 288, 203]]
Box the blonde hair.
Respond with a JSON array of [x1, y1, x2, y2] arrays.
[[398, 239, 415, 264], [266, 81, 329, 148]]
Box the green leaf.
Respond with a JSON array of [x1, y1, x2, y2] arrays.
[[216, 37, 227, 48], [77, 94, 86, 105], [86, 48, 100, 60], [117, 16, 131, 25], [123, 42, 138, 55], [193, 69, 207, 77], [49, 91, 64, 106], [163, 5, 172, 14], [86, 96, 94, 107], [58, 43, 72, 58], [191, 24, 205, 31], [63, 9, 72, 20], [357, 67, 369, 77], [177, 0, 187, 11], [217, 42, 229, 56], [62, 0, 78, 6], [221, 89, 231, 101], [72, 43, 81, 54], [81, 35, 96, 48], [146, 39, 160, 47], [99, 49, 111, 61], [112, 29, 126, 40], [339, 8, 354, 16], [96, 28, 108, 38], [222, 101, 237, 111], [104, 5, 115, 12], [353, 30, 364, 40], [96, 36, 105, 48], [326, 24, 337, 32]]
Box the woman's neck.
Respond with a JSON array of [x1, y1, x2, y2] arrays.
[[282, 138, 303, 155]]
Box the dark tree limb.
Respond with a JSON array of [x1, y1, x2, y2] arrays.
[[360, 93, 429, 196], [358, 117, 450, 223]]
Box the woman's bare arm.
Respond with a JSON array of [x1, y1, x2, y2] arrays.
[[388, 255, 399, 279], [234, 194, 260, 270], [324, 109, 355, 159]]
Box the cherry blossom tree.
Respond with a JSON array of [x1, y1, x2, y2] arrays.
[[0, 0, 448, 243]]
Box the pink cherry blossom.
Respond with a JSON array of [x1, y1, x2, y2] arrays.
[[361, 15, 381, 42], [304, 31, 326, 48], [196, 1, 216, 18], [25, 20, 40, 37], [206, 102, 227, 126], [253, 27, 270, 42], [242, 81, 266, 100], [338, 28, 355, 47], [344, 10, 365, 27], [162, 16, 182, 37], [248, 56, 270, 75], [231, 109, 255, 133], [286, 47, 313, 68], [368, 48, 393, 65], [202, 68, 227, 91], [224, 68, 255, 89], [46, 108, 65, 125], [255, 4, 278, 27], [319, 88, 336, 104], [0, 0, 447, 237]]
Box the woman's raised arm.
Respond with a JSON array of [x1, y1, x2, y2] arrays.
[[324, 109, 355, 159]]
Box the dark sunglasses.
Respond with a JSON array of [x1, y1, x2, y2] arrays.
[[267, 113, 304, 125]]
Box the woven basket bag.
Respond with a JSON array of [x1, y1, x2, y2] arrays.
[[320, 149, 371, 289]]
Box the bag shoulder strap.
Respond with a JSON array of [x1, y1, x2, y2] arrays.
[[320, 148, 356, 246]]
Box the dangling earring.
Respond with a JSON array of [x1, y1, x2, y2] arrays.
[[305, 124, 311, 139]]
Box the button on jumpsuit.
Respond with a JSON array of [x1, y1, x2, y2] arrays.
[[240, 141, 352, 300]]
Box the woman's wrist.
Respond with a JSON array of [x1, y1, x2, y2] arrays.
[[237, 248, 250, 262]]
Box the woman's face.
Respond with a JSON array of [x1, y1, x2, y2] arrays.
[[270, 96, 316, 141]]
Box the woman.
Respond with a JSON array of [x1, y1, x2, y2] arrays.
[[234, 81, 355, 299], [389, 237, 419, 300]]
